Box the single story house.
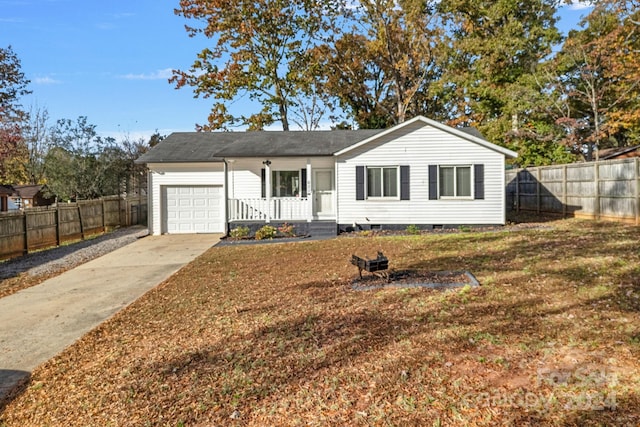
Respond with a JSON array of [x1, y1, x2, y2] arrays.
[[0, 185, 16, 212], [9, 184, 53, 209], [135, 116, 517, 236]]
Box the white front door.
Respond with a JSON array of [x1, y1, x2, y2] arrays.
[[313, 169, 334, 217]]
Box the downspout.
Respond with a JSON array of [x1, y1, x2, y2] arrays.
[[264, 160, 271, 223], [223, 159, 229, 235], [334, 154, 339, 231], [147, 170, 153, 234], [307, 159, 312, 222]]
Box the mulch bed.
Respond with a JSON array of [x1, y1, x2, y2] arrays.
[[351, 269, 479, 290]]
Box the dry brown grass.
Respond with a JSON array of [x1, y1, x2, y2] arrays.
[[1, 219, 639, 426]]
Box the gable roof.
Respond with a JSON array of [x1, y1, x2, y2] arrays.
[[334, 115, 518, 158], [11, 184, 47, 199], [136, 116, 517, 164], [0, 185, 13, 196], [136, 130, 383, 163]]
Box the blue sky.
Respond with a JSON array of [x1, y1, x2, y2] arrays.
[[2, 0, 593, 142]]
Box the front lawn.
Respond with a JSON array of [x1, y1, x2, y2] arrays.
[[1, 219, 639, 426]]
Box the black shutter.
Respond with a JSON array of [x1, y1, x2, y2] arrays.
[[356, 166, 365, 200], [474, 164, 484, 200], [261, 168, 266, 198], [400, 165, 410, 200], [300, 168, 307, 197], [428, 165, 438, 200]]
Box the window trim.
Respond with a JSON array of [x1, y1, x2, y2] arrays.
[[438, 165, 474, 200], [366, 166, 400, 200]]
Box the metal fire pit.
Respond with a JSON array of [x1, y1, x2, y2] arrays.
[[351, 251, 390, 282]]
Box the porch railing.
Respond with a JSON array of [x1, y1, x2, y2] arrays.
[[229, 198, 310, 222]]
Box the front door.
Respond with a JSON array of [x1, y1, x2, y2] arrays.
[[313, 169, 334, 217]]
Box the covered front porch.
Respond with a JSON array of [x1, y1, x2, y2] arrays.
[[226, 157, 336, 224], [228, 197, 312, 222]]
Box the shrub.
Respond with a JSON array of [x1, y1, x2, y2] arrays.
[[406, 224, 420, 235], [229, 225, 250, 239], [277, 222, 296, 237], [255, 225, 277, 240]]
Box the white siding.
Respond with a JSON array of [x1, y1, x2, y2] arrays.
[[147, 163, 225, 235], [336, 122, 507, 226]]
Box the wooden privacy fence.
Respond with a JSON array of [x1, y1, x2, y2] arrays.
[[0, 196, 147, 260], [506, 157, 640, 224]]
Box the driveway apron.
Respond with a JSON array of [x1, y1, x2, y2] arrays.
[[0, 233, 220, 401]]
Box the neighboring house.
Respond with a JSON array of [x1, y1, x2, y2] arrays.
[[136, 116, 517, 236], [0, 185, 16, 212], [598, 144, 640, 161], [8, 185, 54, 209]]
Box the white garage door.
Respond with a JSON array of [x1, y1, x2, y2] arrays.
[[163, 186, 224, 233]]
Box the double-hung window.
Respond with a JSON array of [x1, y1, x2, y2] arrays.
[[367, 166, 398, 198], [439, 165, 472, 198]]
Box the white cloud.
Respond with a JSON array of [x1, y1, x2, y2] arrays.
[[566, 0, 593, 10], [101, 128, 183, 143], [33, 76, 62, 85], [119, 68, 174, 81], [96, 22, 115, 30], [0, 17, 24, 23]]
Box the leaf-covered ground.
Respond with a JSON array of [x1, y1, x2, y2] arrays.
[[1, 219, 639, 426]]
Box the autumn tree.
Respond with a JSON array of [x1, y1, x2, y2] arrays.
[[0, 46, 31, 183], [0, 46, 30, 122], [437, 0, 562, 143], [172, 0, 342, 131], [546, 2, 640, 160], [315, 0, 447, 129], [313, 33, 393, 129]]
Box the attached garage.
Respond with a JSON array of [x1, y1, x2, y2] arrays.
[[139, 161, 227, 236], [162, 186, 224, 234]]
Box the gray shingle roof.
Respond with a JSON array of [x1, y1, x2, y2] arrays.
[[135, 130, 384, 163]]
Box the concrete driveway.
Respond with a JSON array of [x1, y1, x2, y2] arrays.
[[0, 233, 220, 401]]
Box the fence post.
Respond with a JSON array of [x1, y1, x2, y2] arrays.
[[515, 169, 520, 212], [101, 198, 106, 232], [594, 162, 600, 220], [563, 165, 568, 218], [633, 157, 640, 225], [536, 167, 541, 214], [55, 205, 61, 246], [23, 210, 29, 255], [78, 203, 85, 239]]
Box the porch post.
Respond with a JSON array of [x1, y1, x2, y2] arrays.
[[264, 160, 271, 223], [307, 160, 313, 222]]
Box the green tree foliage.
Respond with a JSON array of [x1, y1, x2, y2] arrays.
[[18, 105, 53, 184], [511, 1, 640, 164], [148, 131, 166, 147], [170, 0, 639, 166], [45, 117, 122, 200], [437, 0, 561, 137], [172, 0, 340, 131]]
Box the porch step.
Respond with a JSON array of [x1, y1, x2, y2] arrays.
[[309, 221, 337, 237]]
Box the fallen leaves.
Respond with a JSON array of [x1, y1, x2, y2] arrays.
[[1, 218, 640, 426]]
